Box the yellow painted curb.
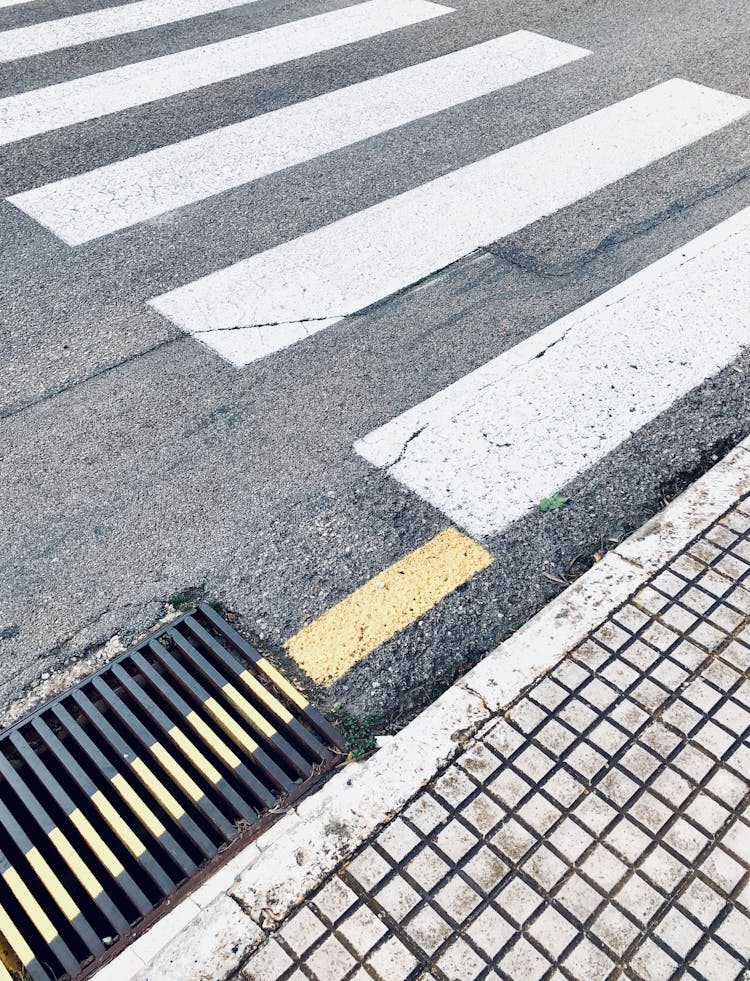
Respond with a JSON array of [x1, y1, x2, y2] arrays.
[[285, 527, 493, 684]]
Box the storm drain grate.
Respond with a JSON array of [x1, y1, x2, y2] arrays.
[[0, 605, 345, 981]]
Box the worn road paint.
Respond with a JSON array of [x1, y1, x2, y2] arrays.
[[11, 32, 589, 245], [0, 0, 451, 146], [284, 527, 493, 685], [0, 0, 258, 64], [149, 79, 750, 363], [355, 204, 750, 536], [194, 318, 343, 365]]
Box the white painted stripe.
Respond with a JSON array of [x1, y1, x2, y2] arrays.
[[0, 0, 257, 63], [195, 319, 342, 365], [0, 0, 451, 146], [0, 0, 37, 8], [354, 206, 750, 536], [11, 32, 590, 245], [149, 79, 750, 366]]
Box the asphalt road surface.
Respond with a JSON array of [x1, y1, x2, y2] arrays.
[[2, 0, 750, 729]]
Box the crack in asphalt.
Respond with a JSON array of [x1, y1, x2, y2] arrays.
[[200, 315, 343, 333], [385, 423, 428, 470], [0, 333, 185, 422], [523, 324, 574, 364]]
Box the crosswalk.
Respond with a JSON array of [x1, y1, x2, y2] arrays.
[[11, 31, 589, 244], [5, 0, 750, 551], [0, 0, 449, 145], [150, 79, 748, 359], [355, 205, 750, 535]]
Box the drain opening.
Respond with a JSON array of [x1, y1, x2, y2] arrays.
[[0, 605, 345, 980]]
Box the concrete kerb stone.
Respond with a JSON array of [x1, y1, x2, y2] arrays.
[[134, 895, 263, 981], [616, 442, 750, 573], [462, 550, 645, 714], [95, 441, 750, 981]]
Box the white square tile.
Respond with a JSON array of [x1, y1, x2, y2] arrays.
[[434, 876, 481, 925], [405, 905, 451, 955], [499, 937, 550, 981], [496, 878, 543, 927], [306, 935, 356, 981], [591, 905, 639, 957], [466, 906, 515, 958], [528, 905, 578, 958], [281, 906, 327, 956], [690, 940, 744, 980], [313, 878, 358, 926], [437, 938, 486, 981], [654, 907, 703, 958], [562, 937, 615, 981], [366, 937, 417, 981], [338, 905, 387, 958]]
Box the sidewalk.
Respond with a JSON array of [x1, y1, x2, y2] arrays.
[[108, 444, 750, 981], [239, 501, 750, 978]]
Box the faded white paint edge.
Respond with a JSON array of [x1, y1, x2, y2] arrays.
[[0, 0, 257, 64], [94, 442, 750, 981]]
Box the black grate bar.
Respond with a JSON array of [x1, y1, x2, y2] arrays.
[[181, 613, 335, 764], [0, 881, 57, 981], [50, 701, 195, 887], [87, 675, 232, 844], [130, 649, 268, 814], [0, 798, 85, 978], [196, 604, 345, 750], [68, 691, 200, 885], [29, 715, 153, 918], [0, 838, 76, 981], [165, 626, 311, 781], [7, 730, 131, 937], [109, 661, 256, 823], [148, 636, 296, 795], [0, 753, 105, 958]]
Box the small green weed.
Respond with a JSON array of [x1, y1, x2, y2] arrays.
[[335, 713, 377, 760], [168, 591, 197, 612], [539, 491, 570, 512]]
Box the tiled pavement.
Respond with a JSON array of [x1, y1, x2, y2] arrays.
[[238, 501, 750, 981]]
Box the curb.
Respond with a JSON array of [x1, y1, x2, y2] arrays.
[[95, 440, 750, 981]]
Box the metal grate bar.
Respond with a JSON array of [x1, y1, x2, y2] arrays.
[[0, 607, 343, 979], [7, 730, 131, 937], [196, 604, 344, 746], [90, 673, 235, 842], [131, 649, 268, 813], [29, 715, 153, 918], [166, 626, 312, 781], [148, 636, 296, 795], [52, 701, 194, 887], [181, 613, 334, 764], [71, 687, 212, 869], [0, 804, 81, 979], [0, 753, 105, 958], [109, 661, 256, 823]]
